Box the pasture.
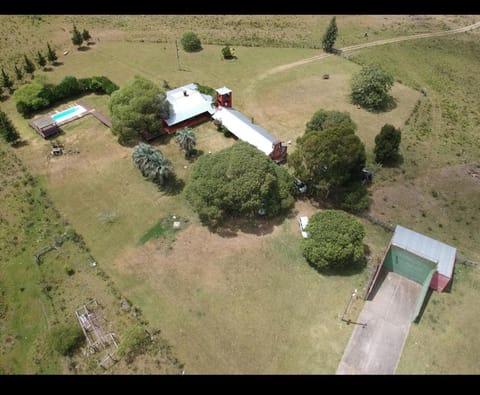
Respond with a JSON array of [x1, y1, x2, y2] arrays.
[[0, 15, 479, 373]]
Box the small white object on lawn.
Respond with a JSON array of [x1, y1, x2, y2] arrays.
[[173, 221, 181, 229], [298, 216, 309, 239]]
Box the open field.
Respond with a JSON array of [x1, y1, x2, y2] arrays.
[[0, 16, 480, 373], [0, 142, 182, 374], [0, 15, 476, 69]]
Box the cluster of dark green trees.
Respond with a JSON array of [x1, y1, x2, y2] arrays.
[[71, 24, 92, 49], [14, 75, 118, 117], [0, 43, 59, 96], [0, 111, 20, 145], [289, 109, 369, 212]]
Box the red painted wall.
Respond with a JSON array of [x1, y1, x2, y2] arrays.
[[430, 272, 451, 292]]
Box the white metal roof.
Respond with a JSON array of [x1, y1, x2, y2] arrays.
[[216, 86, 232, 95], [212, 107, 276, 156], [392, 225, 456, 278], [164, 83, 215, 126]]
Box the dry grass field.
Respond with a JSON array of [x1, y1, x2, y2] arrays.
[[1, 15, 479, 373]]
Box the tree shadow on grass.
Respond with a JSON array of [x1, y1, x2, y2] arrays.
[[78, 46, 91, 52], [53, 61, 64, 67], [212, 211, 291, 238], [12, 140, 30, 148], [379, 153, 404, 168], [368, 95, 397, 113], [307, 257, 368, 277], [160, 175, 185, 196]]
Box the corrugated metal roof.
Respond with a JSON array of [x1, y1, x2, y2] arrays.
[[392, 225, 456, 278], [165, 83, 215, 126], [32, 116, 56, 129], [212, 107, 276, 156]]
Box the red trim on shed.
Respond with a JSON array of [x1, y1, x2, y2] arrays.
[[163, 112, 212, 134], [430, 272, 450, 292]]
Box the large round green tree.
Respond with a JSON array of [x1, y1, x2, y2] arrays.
[[185, 141, 294, 226], [109, 75, 170, 145], [289, 123, 366, 197], [301, 210, 365, 271], [305, 109, 356, 133], [351, 63, 394, 111]]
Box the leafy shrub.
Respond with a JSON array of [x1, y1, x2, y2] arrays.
[[351, 63, 394, 111], [117, 324, 149, 361], [181, 32, 202, 52], [374, 124, 402, 164], [194, 82, 216, 98], [222, 45, 234, 59], [64, 264, 75, 275], [301, 210, 365, 271]]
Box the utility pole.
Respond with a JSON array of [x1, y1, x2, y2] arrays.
[[175, 39, 180, 71]]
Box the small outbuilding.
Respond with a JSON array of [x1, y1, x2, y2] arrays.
[[211, 107, 287, 163], [366, 224, 456, 321], [389, 225, 456, 292], [29, 116, 59, 138]]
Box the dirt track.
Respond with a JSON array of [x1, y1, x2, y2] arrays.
[[253, 21, 480, 82]]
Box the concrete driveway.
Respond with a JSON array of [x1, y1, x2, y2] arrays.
[[336, 269, 421, 374]]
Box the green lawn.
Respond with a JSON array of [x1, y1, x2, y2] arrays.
[[1, 17, 479, 374]]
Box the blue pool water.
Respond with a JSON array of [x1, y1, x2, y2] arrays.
[[52, 105, 86, 123]]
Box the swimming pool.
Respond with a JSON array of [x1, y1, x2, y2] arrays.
[[51, 105, 87, 124]]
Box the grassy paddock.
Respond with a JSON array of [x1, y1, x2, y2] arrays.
[[1, 17, 479, 373]]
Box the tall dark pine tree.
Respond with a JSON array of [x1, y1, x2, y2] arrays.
[[322, 16, 338, 53], [0, 68, 13, 93], [47, 42, 58, 63], [36, 51, 47, 69], [71, 25, 83, 48], [14, 64, 23, 80], [82, 29, 91, 43], [23, 54, 36, 76], [0, 111, 21, 144]]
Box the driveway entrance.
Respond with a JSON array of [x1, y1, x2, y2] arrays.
[[336, 269, 421, 374]]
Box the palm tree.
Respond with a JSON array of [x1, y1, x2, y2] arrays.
[[132, 143, 173, 186], [175, 127, 196, 156]]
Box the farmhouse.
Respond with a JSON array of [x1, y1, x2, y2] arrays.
[[162, 83, 287, 162], [367, 224, 456, 321], [29, 116, 59, 138], [162, 83, 216, 134]]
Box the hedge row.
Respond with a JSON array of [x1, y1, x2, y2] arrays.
[[15, 75, 119, 117]]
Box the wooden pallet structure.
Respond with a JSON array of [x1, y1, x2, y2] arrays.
[[75, 299, 119, 368]]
